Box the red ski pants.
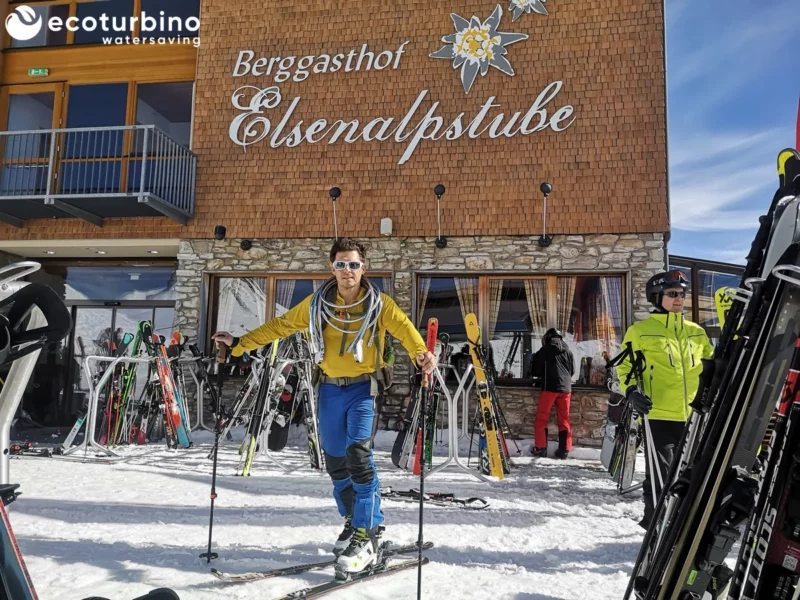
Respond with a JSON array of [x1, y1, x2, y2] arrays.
[[534, 391, 572, 450]]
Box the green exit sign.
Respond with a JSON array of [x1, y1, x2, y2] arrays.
[[28, 68, 49, 77]]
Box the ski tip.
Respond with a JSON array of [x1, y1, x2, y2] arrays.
[[778, 147, 800, 191]]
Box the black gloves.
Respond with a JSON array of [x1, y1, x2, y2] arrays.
[[626, 387, 652, 415]]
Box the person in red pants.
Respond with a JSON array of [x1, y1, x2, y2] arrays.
[[531, 328, 575, 458]]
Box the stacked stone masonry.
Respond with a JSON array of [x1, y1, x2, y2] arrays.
[[175, 232, 665, 447]]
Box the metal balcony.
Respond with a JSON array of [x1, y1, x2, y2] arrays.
[[0, 125, 196, 228]]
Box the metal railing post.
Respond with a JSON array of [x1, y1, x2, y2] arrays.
[[45, 131, 57, 199], [139, 126, 149, 201]]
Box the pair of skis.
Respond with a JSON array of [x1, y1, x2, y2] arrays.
[[464, 313, 511, 480], [211, 541, 432, 599], [391, 332, 449, 474]]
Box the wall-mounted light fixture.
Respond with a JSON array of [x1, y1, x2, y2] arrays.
[[538, 182, 553, 247], [434, 183, 447, 248], [329, 187, 341, 240]]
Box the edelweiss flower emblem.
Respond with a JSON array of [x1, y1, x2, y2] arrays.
[[509, 0, 548, 21], [429, 4, 528, 94]]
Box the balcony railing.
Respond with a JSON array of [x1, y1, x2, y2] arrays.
[[0, 125, 196, 228]]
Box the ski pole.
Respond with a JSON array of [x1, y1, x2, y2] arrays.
[[417, 319, 438, 600], [200, 342, 227, 563]]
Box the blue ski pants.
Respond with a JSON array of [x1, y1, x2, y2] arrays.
[[318, 380, 383, 530]]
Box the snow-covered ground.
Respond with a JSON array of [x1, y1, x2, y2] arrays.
[[6, 427, 646, 600]]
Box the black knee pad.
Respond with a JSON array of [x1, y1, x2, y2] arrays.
[[346, 439, 375, 484], [325, 452, 348, 481]]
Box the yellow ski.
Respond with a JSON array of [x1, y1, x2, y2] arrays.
[[464, 313, 505, 480], [714, 287, 732, 331]]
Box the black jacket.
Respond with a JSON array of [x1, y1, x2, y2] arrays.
[[532, 338, 575, 393]]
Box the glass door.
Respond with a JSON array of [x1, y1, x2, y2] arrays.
[[0, 83, 65, 197]]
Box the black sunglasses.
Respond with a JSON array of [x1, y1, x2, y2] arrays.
[[664, 291, 686, 298]]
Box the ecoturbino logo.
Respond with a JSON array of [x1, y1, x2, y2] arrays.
[[5, 4, 200, 48], [5, 6, 42, 41]]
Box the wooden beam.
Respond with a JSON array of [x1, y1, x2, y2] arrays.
[[1, 43, 196, 85], [0, 0, 8, 78]]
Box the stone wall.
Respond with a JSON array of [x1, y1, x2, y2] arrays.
[[174, 233, 665, 447]]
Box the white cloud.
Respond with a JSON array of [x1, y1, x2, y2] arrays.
[[669, 128, 783, 169], [702, 246, 751, 265], [668, 125, 794, 231]]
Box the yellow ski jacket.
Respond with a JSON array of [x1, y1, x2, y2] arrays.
[[616, 312, 714, 422], [230, 289, 428, 378]]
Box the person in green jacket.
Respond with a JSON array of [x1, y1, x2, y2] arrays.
[[616, 269, 714, 529]]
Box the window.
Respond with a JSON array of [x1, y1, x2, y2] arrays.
[[669, 257, 745, 345], [208, 273, 393, 353], [30, 265, 177, 301], [557, 275, 624, 386], [8, 4, 69, 48], [214, 277, 267, 338], [697, 269, 740, 343], [135, 81, 194, 149], [488, 279, 548, 380], [416, 273, 626, 388], [73, 0, 135, 45]]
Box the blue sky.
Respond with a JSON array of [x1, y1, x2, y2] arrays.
[[665, 0, 799, 265]]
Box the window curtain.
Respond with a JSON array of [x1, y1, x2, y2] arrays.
[[487, 280, 504, 341], [524, 279, 548, 337], [416, 277, 432, 328], [601, 276, 623, 353], [557, 277, 577, 334], [454, 277, 479, 322], [275, 279, 297, 317]]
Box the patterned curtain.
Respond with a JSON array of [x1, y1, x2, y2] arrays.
[[312, 278, 326, 292], [601, 276, 623, 353], [454, 277, 479, 322], [275, 279, 297, 317], [524, 279, 548, 337], [487, 280, 504, 341], [557, 276, 577, 334], [416, 277, 432, 328]]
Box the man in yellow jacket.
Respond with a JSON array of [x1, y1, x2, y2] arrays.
[[212, 237, 436, 574], [616, 269, 713, 529]]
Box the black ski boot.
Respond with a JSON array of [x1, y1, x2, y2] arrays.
[[554, 430, 569, 459], [531, 446, 547, 457], [333, 515, 353, 556]]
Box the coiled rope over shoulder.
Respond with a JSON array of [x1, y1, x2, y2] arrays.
[[309, 277, 383, 364]]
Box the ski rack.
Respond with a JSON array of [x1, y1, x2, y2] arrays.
[[457, 366, 475, 442], [178, 355, 215, 433], [425, 364, 492, 483], [65, 355, 154, 460]]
